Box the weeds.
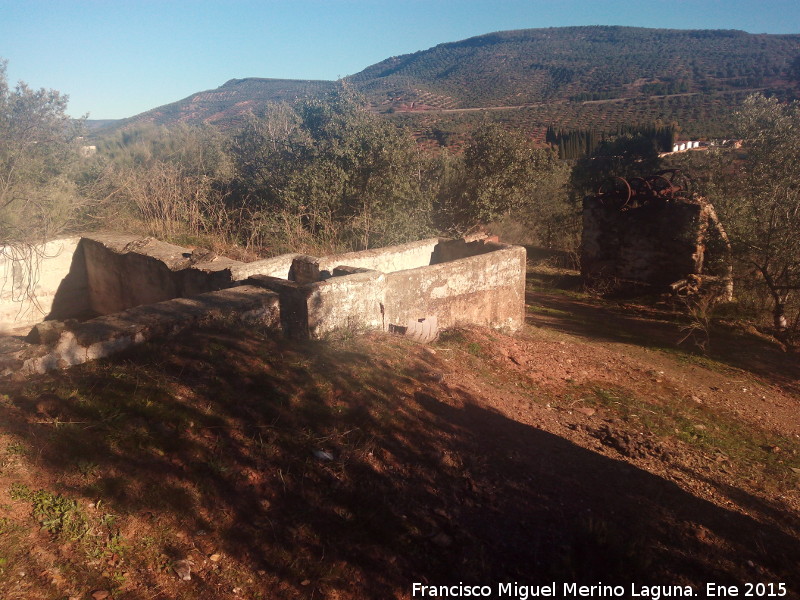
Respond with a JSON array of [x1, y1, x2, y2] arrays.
[[5, 443, 26, 456], [676, 292, 718, 352], [10, 484, 89, 540], [436, 329, 467, 345], [8, 483, 130, 573], [467, 342, 484, 357], [588, 386, 800, 483], [76, 460, 99, 478]]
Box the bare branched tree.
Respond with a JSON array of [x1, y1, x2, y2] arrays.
[[0, 59, 85, 246]]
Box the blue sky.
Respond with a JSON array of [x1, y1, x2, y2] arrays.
[[2, 0, 799, 120]]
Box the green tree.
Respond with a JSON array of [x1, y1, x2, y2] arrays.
[[442, 123, 563, 232], [86, 122, 236, 246], [721, 94, 800, 332], [568, 129, 666, 200], [0, 60, 85, 245], [229, 85, 434, 252]]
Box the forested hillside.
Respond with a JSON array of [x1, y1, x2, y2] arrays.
[[94, 26, 800, 141]]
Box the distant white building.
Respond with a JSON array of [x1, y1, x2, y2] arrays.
[[669, 141, 702, 154]]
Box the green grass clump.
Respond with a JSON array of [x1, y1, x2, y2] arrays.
[[9, 484, 89, 540], [589, 386, 800, 484]]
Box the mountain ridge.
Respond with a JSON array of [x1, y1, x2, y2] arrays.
[[92, 25, 800, 139]]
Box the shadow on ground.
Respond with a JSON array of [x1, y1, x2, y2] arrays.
[[1, 325, 799, 598], [525, 270, 800, 395]]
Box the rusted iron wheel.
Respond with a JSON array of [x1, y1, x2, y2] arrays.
[[597, 177, 631, 206], [655, 169, 692, 198], [645, 174, 675, 199], [626, 177, 652, 207]]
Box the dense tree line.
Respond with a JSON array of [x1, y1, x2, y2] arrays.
[[546, 123, 676, 160], [1, 70, 573, 256]]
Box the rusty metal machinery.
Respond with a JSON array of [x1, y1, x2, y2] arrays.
[[595, 169, 693, 209]]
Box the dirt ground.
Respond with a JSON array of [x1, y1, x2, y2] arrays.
[[0, 266, 798, 599]]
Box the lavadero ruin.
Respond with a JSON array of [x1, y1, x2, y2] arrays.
[[0, 233, 526, 376], [580, 170, 733, 299]]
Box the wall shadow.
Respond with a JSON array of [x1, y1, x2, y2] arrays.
[[1, 327, 799, 598], [45, 238, 93, 322], [526, 272, 800, 395]]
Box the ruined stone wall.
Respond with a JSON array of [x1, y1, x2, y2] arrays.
[[0, 234, 302, 335], [581, 198, 718, 288], [429, 237, 499, 264], [250, 267, 387, 339], [82, 233, 243, 315], [2, 233, 527, 374], [250, 240, 527, 339], [1, 286, 280, 376], [316, 238, 439, 276]]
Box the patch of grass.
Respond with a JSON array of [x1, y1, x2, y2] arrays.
[[76, 460, 99, 478], [8, 483, 130, 570], [588, 386, 800, 484], [527, 305, 572, 317], [9, 484, 89, 540], [467, 342, 484, 357], [436, 329, 468, 345], [656, 345, 734, 374], [5, 443, 26, 456], [525, 265, 586, 297]]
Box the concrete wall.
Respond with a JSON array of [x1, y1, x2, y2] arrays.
[[0, 233, 302, 336], [229, 253, 300, 281], [251, 267, 387, 339], [2, 233, 527, 374], [81, 233, 245, 315], [250, 239, 527, 339], [316, 238, 439, 275], [0, 237, 89, 334], [1, 285, 280, 376], [384, 242, 527, 332]]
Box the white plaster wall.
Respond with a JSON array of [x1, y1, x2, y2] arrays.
[[298, 242, 526, 338], [230, 253, 301, 281], [0, 237, 85, 334], [317, 238, 439, 275], [305, 270, 386, 338], [384, 244, 527, 332]]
